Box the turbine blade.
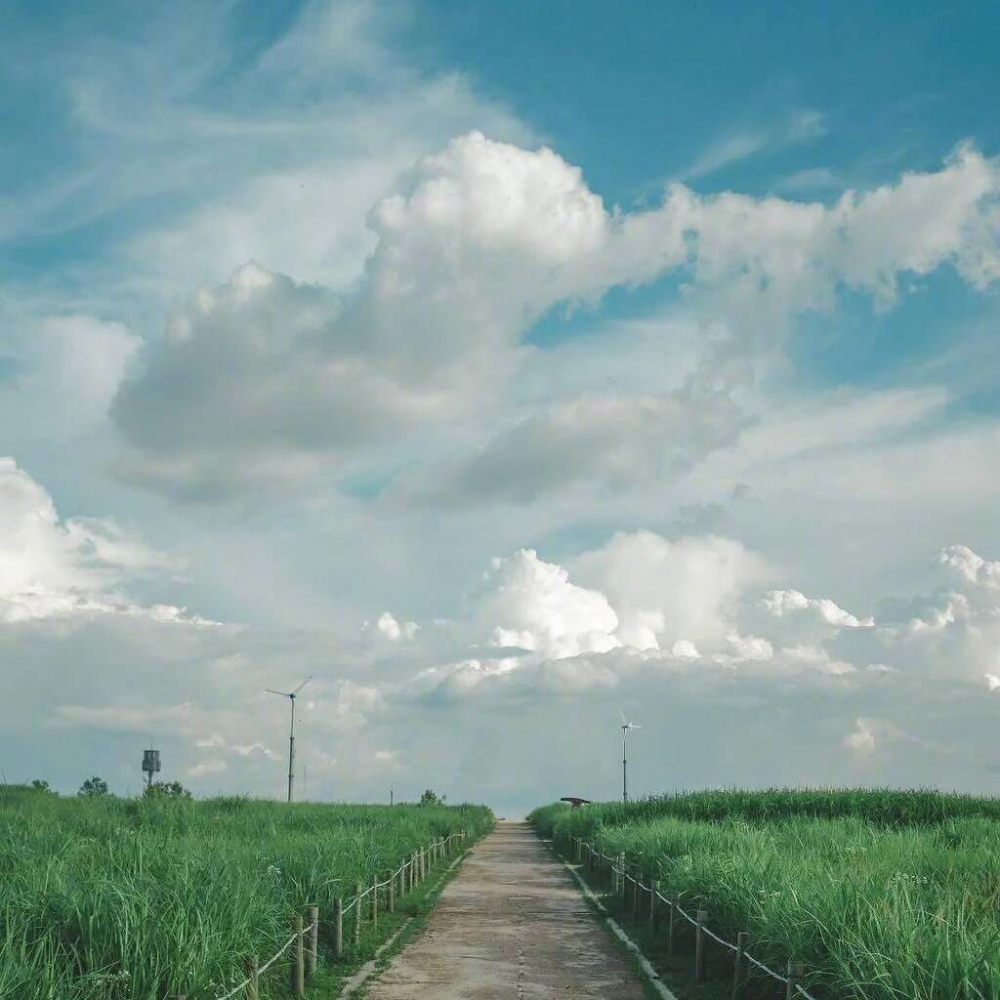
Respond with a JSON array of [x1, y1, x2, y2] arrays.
[[266, 688, 290, 697], [618, 708, 627, 723], [293, 677, 312, 694]]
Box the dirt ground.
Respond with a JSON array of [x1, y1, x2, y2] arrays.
[[362, 820, 650, 999]]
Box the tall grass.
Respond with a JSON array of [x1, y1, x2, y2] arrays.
[[0, 789, 492, 1000], [531, 789, 1000, 1000]]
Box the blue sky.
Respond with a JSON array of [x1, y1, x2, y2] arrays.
[[1, 0, 999, 813]]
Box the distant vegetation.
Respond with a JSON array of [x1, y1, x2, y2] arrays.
[[77, 776, 109, 798], [0, 786, 492, 999], [531, 788, 1000, 1000]]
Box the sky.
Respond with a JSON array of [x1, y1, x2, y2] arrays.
[[2, 0, 1000, 816]]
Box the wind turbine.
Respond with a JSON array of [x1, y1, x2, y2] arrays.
[[619, 710, 642, 804], [267, 678, 311, 803]]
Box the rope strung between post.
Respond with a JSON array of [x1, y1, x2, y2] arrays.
[[214, 973, 253, 1000], [581, 840, 820, 1000], [700, 924, 738, 952], [744, 952, 789, 983], [199, 831, 466, 1000]]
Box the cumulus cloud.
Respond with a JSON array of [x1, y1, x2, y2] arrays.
[[472, 548, 621, 660], [402, 539, 1000, 734], [572, 531, 769, 652], [111, 135, 1000, 499], [366, 611, 419, 641], [939, 544, 1000, 588], [0, 458, 203, 624], [878, 544, 1000, 685], [763, 589, 874, 628]]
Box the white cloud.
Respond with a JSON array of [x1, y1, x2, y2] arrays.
[[572, 531, 768, 652], [940, 544, 1000, 588], [723, 633, 774, 662], [763, 589, 874, 628], [842, 717, 922, 756], [474, 549, 620, 660], [681, 108, 827, 180], [111, 135, 1000, 500], [369, 611, 419, 641], [187, 758, 227, 778], [907, 594, 969, 634], [0, 458, 199, 624], [671, 639, 702, 659]]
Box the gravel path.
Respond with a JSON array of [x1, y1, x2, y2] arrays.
[[363, 820, 649, 999]]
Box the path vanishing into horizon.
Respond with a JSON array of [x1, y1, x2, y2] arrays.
[[363, 821, 651, 999]]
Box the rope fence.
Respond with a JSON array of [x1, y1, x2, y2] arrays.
[[570, 837, 818, 1000], [167, 829, 470, 1000]]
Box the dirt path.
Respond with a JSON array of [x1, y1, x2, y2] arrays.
[[362, 820, 650, 999]]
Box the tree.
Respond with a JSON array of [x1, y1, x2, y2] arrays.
[[144, 780, 192, 800], [78, 776, 109, 797], [30, 779, 54, 794], [419, 789, 445, 807]]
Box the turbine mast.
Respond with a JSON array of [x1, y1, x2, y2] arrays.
[[267, 678, 311, 804]]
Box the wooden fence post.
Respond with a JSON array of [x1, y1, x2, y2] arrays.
[[370, 877, 378, 931], [576, 838, 582, 863], [387, 869, 395, 913], [333, 899, 343, 960], [306, 905, 318, 979], [732, 931, 749, 1000], [668, 893, 678, 955], [618, 853, 626, 899], [695, 909, 708, 983], [291, 914, 305, 997], [399, 862, 406, 899], [247, 955, 259, 1000], [785, 961, 803, 1000], [650, 878, 659, 927], [353, 882, 362, 947], [631, 875, 640, 920]]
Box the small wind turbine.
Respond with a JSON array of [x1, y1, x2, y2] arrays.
[[619, 710, 642, 804], [267, 678, 311, 803]]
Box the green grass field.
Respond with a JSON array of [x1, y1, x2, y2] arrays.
[[0, 787, 492, 1000], [530, 789, 1000, 1000]]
